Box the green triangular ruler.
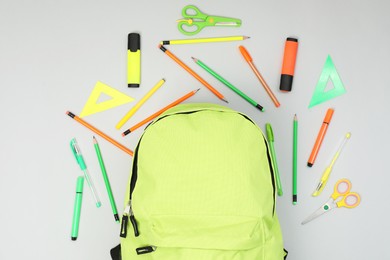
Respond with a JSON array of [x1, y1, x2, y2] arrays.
[[309, 55, 346, 108], [80, 81, 134, 117]]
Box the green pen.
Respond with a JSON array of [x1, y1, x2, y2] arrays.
[[266, 123, 283, 196], [93, 136, 119, 222], [191, 57, 265, 112], [70, 138, 101, 208], [71, 176, 84, 241]]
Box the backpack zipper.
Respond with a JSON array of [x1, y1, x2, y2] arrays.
[[122, 109, 277, 238]]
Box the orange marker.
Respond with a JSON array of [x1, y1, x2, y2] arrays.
[[280, 37, 298, 92], [66, 111, 134, 156], [122, 89, 200, 136], [158, 45, 228, 103], [239, 45, 280, 107], [307, 108, 334, 167]]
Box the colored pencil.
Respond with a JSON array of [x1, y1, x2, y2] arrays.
[[158, 45, 228, 103], [122, 89, 200, 136], [192, 57, 264, 111], [66, 111, 134, 156], [160, 36, 250, 45], [293, 114, 298, 205], [116, 78, 165, 129]]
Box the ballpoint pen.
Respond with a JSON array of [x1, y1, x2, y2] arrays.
[[93, 136, 119, 222], [312, 132, 351, 196], [266, 123, 283, 196], [70, 138, 102, 208]]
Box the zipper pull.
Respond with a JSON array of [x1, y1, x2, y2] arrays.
[[119, 203, 131, 238], [128, 200, 140, 237], [136, 246, 156, 255]]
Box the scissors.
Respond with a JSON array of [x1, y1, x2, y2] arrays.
[[177, 5, 241, 36], [301, 179, 361, 225]]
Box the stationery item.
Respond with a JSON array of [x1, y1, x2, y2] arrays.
[[116, 78, 165, 129], [312, 132, 351, 197], [159, 45, 227, 103], [309, 55, 346, 108], [192, 57, 264, 111], [161, 36, 249, 45], [66, 111, 134, 156], [280, 37, 298, 92], [266, 123, 283, 196], [70, 138, 101, 208], [80, 81, 134, 118], [307, 108, 334, 167], [128, 33, 141, 88], [302, 179, 361, 225], [93, 136, 119, 222], [71, 176, 84, 241], [239, 46, 280, 107], [122, 89, 200, 136], [293, 114, 298, 204], [177, 5, 241, 36]]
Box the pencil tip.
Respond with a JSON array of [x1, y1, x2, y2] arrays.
[[222, 98, 229, 103], [244, 36, 250, 39], [195, 88, 200, 92]]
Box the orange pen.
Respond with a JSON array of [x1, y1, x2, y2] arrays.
[[159, 45, 228, 103], [239, 45, 280, 107], [122, 89, 200, 136], [307, 108, 334, 167], [66, 111, 134, 156]]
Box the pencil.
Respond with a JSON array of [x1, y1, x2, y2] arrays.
[[66, 111, 134, 156], [158, 45, 228, 103], [122, 89, 200, 136], [93, 136, 119, 222], [293, 114, 298, 205], [192, 57, 264, 112], [239, 45, 280, 107], [160, 36, 250, 45], [116, 78, 165, 129]]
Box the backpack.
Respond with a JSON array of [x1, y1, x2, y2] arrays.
[[111, 103, 287, 260]]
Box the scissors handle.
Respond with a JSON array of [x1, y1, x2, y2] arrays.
[[177, 21, 203, 36], [182, 5, 207, 20], [336, 192, 361, 208], [331, 178, 352, 200]]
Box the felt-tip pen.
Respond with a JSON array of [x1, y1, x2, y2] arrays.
[[71, 176, 84, 241]]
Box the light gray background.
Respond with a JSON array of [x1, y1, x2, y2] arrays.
[[0, 0, 388, 259]]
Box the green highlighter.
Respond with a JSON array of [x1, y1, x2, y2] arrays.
[[266, 123, 283, 196], [71, 176, 84, 241]]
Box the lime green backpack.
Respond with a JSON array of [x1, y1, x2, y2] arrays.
[[111, 103, 287, 260]]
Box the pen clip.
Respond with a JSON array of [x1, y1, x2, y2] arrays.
[[70, 138, 86, 170]]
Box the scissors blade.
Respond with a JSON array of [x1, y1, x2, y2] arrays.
[[215, 22, 240, 26], [301, 200, 335, 225]]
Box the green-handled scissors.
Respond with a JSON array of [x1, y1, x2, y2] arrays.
[[302, 179, 361, 225], [177, 5, 241, 36]]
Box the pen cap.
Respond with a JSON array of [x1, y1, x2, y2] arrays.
[[239, 45, 252, 62], [280, 37, 298, 92], [265, 123, 274, 142], [70, 138, 87, 170], [324, 108, 334, 123], [76, 176, 84, 192]]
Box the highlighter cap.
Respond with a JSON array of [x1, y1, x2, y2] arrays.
[[324, 108, 334, 123], [265, 123, 274, 142], [128, 33, 140, 52]]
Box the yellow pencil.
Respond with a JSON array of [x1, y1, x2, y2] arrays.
[[116, 78, 165, 129], [160, 36, 250, 45]]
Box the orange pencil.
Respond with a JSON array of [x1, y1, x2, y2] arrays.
[[122, 89, 200, 136], [239, 45, 280, 107], [307, 108, 334, 167], [66, 111, 134, 156], [158, 45, 228, 103]]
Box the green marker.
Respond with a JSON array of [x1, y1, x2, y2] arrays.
[[93, 136, 119, 222], [266, 123, 283, 196], [71, 176, 84, 241], [293, 114, 298, 205], [191, 57, 265, 112]]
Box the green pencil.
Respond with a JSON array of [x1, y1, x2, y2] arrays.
[[93, 136, 119, 222], [192, 57, 265, 111], [293, 114, 298, 205]]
